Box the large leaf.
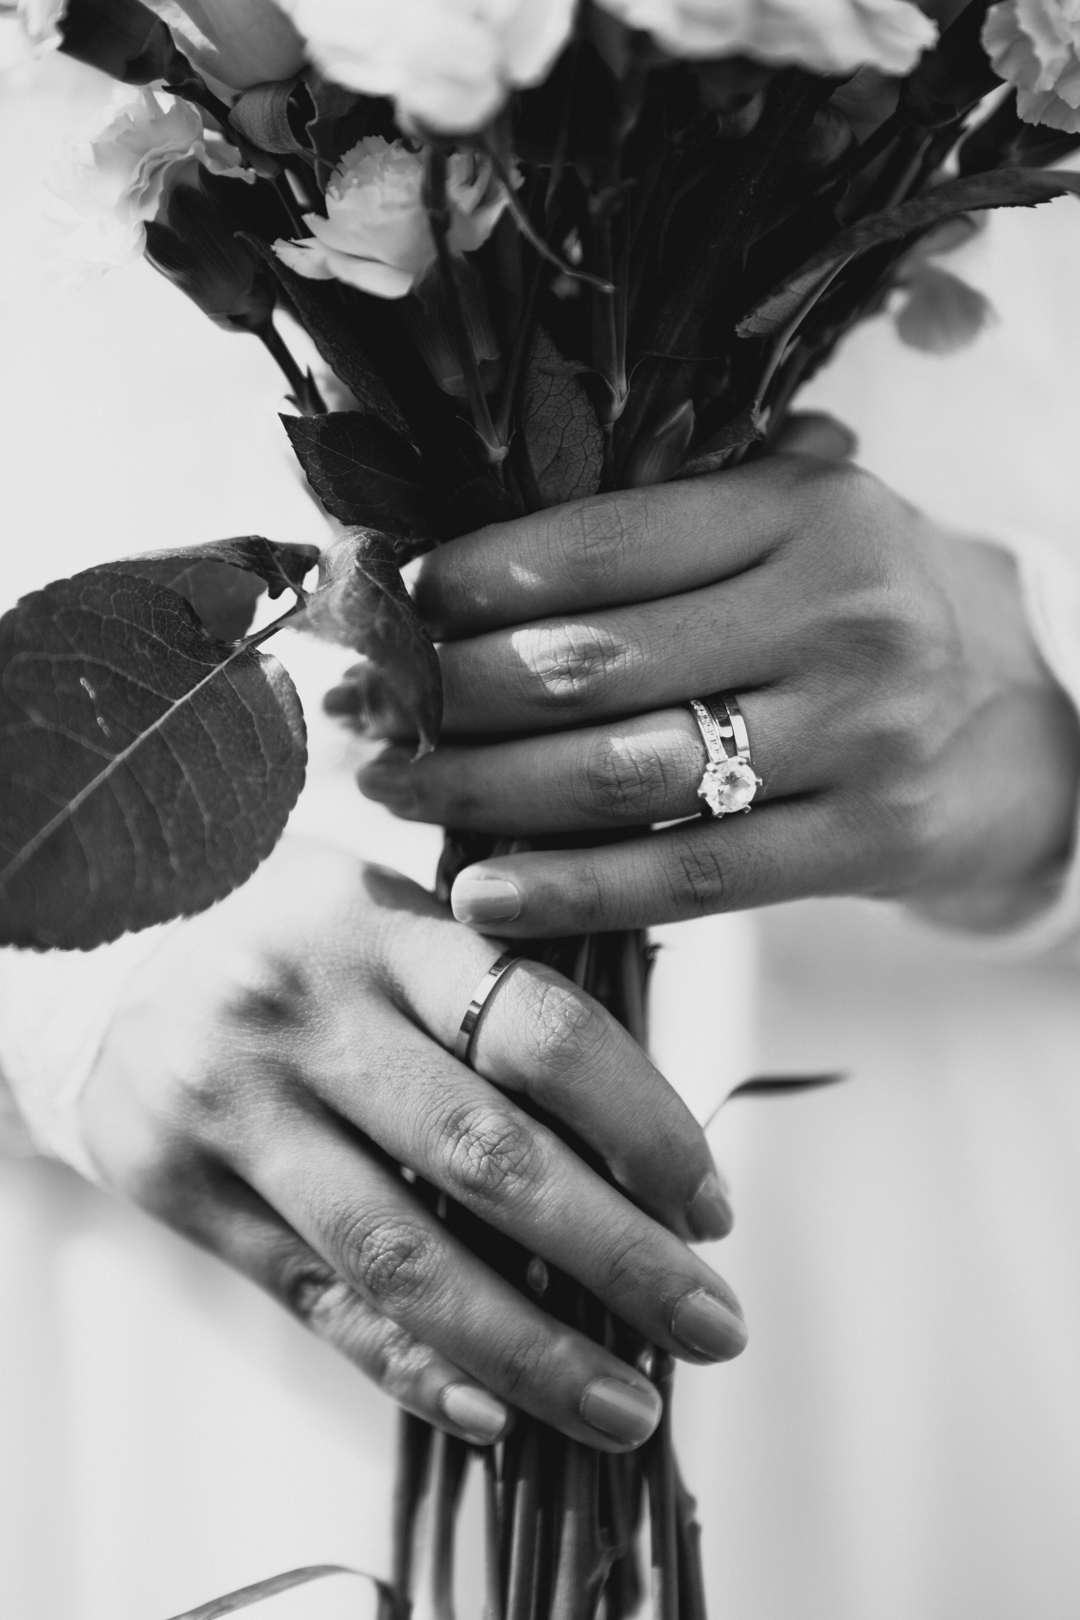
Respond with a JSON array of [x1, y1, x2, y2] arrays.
[[738, 167, 1080, 337], [283, 412, 432, 538], [300, 528, 442, 755], [99, 536, 318, 641], [521, 327, 604, 507], [0, 569, 305, 950]]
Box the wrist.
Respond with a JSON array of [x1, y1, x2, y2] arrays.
[[912, 533, 1080, 929]]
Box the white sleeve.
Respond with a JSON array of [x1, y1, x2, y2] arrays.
[[0, 926, 173, 1180]]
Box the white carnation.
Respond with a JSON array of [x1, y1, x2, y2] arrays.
[[273, 136, 511, 297], [983, 0, 1080, 132], [278, 0, 576, 132], [596, 0, 936, 74], [58, 88, 247, 272]]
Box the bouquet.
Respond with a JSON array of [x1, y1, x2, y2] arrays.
[[3, 0, 1080, 1615]]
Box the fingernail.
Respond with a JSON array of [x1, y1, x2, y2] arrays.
[[440, 1383, 508, 1444], [452, 872, 521, 925], [672, 1288, 748, 1361], [580, 1378, 662, 1446], [323, 682, 363, 717], [357, 758, 416, 811], [686, 1171, 734, 1241]]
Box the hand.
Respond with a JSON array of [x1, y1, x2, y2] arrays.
[[352, 456, 1080, 936], [80, 838, 745, 1453]]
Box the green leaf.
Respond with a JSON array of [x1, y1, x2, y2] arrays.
[[229, 78, 308, 155], [99, 537, 318, 641], [300, 528, 442, 756], [738, 167, 1080, 338], [521, 327, 604, 508], [257, 246, 415, 440], [0, 570, 305, 950], [283, 412, 432, 538], [676, 406, 765, 479], [164, 1563, 392, 1620]]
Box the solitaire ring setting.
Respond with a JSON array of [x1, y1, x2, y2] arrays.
[[688, 693, 762, 817]]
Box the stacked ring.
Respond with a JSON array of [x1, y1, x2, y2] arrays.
[[688, 693, 762, 817]]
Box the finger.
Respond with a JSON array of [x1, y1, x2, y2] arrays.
[[357, 687, 814, 835], [772, 413, 858, 461], [448, 799, 855, 935], [148, 1160, 514, 1447], [413, 459, 812, 639], [300, 1000, 744, 1345], [431, 570, 797, 738], [246, 1111, 729, 1451], [360, 890, 731, 1241]]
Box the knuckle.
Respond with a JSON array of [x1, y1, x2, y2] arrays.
[[269, 1246, 347, 1324], [335, 1211, 434, 1312], [525, 974, 607, 1076], [437, 1101, 542, 1207], [583, 731, 679, 821], [797, 456, 878, 520], [493, 1329, 556, 1401], [553, 493, 644, 594], [594, 1227, 657, 1299], [516, 621, 633, 715], [219, 948, 312, 1035], [663, 838, 727, 915]]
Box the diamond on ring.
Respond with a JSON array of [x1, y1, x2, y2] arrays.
[[688, 694, 762, 817], [699, 756, 760, 816]]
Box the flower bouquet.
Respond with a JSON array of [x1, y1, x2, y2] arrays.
[[3, 0, 1080, 1615]]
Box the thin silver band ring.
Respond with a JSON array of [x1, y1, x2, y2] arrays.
[[453, 951, 522, 1065]]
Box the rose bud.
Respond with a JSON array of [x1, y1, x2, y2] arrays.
[[273, 138, 512, 298], [144, 179, 275, 332], [58, 0, 188, 84], [148, 0, 307, 94]]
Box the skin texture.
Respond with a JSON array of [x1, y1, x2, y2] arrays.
[[349, 454, 1080, 938], [80, 837, 745, 1454]]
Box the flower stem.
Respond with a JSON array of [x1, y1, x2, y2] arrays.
[[645, 1353, 678, 1620], [257, 321, 326, 415], [424, 149, 507, 466], [391, 1412, 434, 1620], [272, 172, 309, 240], [431, 1431, 470, 1620]]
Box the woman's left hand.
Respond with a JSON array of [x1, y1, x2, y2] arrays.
[[349, 456, 1080, 937]]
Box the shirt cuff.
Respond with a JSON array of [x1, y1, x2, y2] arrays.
[[0, 924, 175, 1180]]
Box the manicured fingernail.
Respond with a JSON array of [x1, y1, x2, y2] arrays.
[[686, 1171, 734, 1241], [580, 1378, 661, 1445], [439, 1384, 508, 1444], [452, 872, 521, 925], [672, 1288, 748, 1360]]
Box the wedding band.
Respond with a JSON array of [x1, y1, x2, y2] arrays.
[[454, 951, 522, 1064], [688, 693, 762, 817]]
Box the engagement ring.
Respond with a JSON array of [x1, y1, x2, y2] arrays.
[[688, 694, 762, 817]]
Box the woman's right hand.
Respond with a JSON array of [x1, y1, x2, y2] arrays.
[[79, 837, 746, 1453]]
